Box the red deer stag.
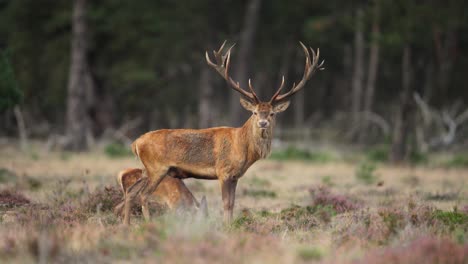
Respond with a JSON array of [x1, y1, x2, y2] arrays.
[[123, 41, 324, 225]]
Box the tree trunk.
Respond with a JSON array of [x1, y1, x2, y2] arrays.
[[351, 7, 365, 133], [229, 0, 261, 126], [198, 65, 213, 128], [433, 29, 457, 103], [360, 1, 380, 142], [390, 45, 413, 163], [65, 0, 93, 151], [13, 105, 28, 151]]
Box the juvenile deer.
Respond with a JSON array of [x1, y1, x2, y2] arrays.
[[123, 41, 324, 225], [114, 168, 207, 216]]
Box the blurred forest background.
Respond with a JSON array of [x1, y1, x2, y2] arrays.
[[1, 0, 468, 162]]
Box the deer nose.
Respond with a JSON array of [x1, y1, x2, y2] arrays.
[[258, 120, 268, 128]]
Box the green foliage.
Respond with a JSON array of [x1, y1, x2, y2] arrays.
[[247, 176, 271, 188], [26, 177, 42, 191], [231, 215, 255, 230], [409, 150, 428, 165], [0, 168, 17, 183], [432, 210, 468, 230], [269, 146, 333, 162], [280, 204, 337, 224], [366, 146, 389, 163], [445, 154, 468, 168], [0, 50, 22, 113], [242, 189, 277, 198], [355, 161, 379, 185], [366, 146, 428, 165], [379, 209, 405, 235], [321, 175, 334, 186], [104, 142, 132, 158], [297, 247, 323, 261]]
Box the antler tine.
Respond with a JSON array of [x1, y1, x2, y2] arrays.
[[213, 40, 227, 65], [224, 49, 231, 76], [313, 47, 325, 70], [205, 41, 258, 103], [271, 42, 324, 103], [269, 75, 285, 103], [248, 79, 260, 103]]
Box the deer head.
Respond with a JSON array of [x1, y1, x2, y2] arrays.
[[205, 41, 324, 136]]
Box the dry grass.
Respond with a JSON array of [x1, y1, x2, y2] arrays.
[[0, 141, 467, 263]]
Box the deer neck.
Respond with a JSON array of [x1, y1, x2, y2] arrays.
[[240, 116, 273, 160]]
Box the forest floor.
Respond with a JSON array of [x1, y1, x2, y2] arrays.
[[0, 141, 467, 263]]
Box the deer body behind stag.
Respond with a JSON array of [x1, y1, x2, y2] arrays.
[[123, 41, 324, 225]]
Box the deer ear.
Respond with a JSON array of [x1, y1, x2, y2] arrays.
[[273, 100, 290, 113], [240, 97, 256, 112]]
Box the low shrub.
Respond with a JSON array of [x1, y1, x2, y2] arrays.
[[0, 168, 17, 183], [355, 161, 379, 185], [424, 191, 459, 201], [0, 189, 30, 208], [269, 146, 333, 162], [334, 201, 437, 246], [80, 186, 122, 214], [366, 146, 389, 162], [432, 209, 468, 231], [378, 208, 405, 235], [104, 142, 132, 158], [321, 175, 334, 187], [309, 186, 361, 213], [461, 205, 468, 214], [297, 246, 323, 261], [409, 150, 428, 165], [445, 153, 468, 168], [356, 236, 468, 264]]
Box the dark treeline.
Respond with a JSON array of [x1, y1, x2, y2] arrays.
[[1, 0, 468, 160]]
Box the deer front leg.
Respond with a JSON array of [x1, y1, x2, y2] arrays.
[[139, 166, 169, 222], [123, 176, 148, 225], [220, 178, 238, 223]]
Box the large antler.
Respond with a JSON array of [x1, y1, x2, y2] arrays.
[[270, 42, 325, 103], [206, 41, 260, 103]]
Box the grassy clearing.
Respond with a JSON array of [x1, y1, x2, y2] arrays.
[[0, 143, 467, 263]]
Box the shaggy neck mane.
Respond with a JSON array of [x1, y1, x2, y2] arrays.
[[241, 116, 273, 160]]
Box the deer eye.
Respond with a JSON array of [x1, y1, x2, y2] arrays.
[[253, 112, 258, 115], [270, 113, 274, 116]]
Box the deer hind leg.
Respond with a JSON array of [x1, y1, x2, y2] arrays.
[[220, 178, 238, 224]]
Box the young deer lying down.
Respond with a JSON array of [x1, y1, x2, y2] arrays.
[[114, 168, 207, 217]]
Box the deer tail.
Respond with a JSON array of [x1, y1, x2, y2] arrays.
[[131, 140, 140, 160]]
